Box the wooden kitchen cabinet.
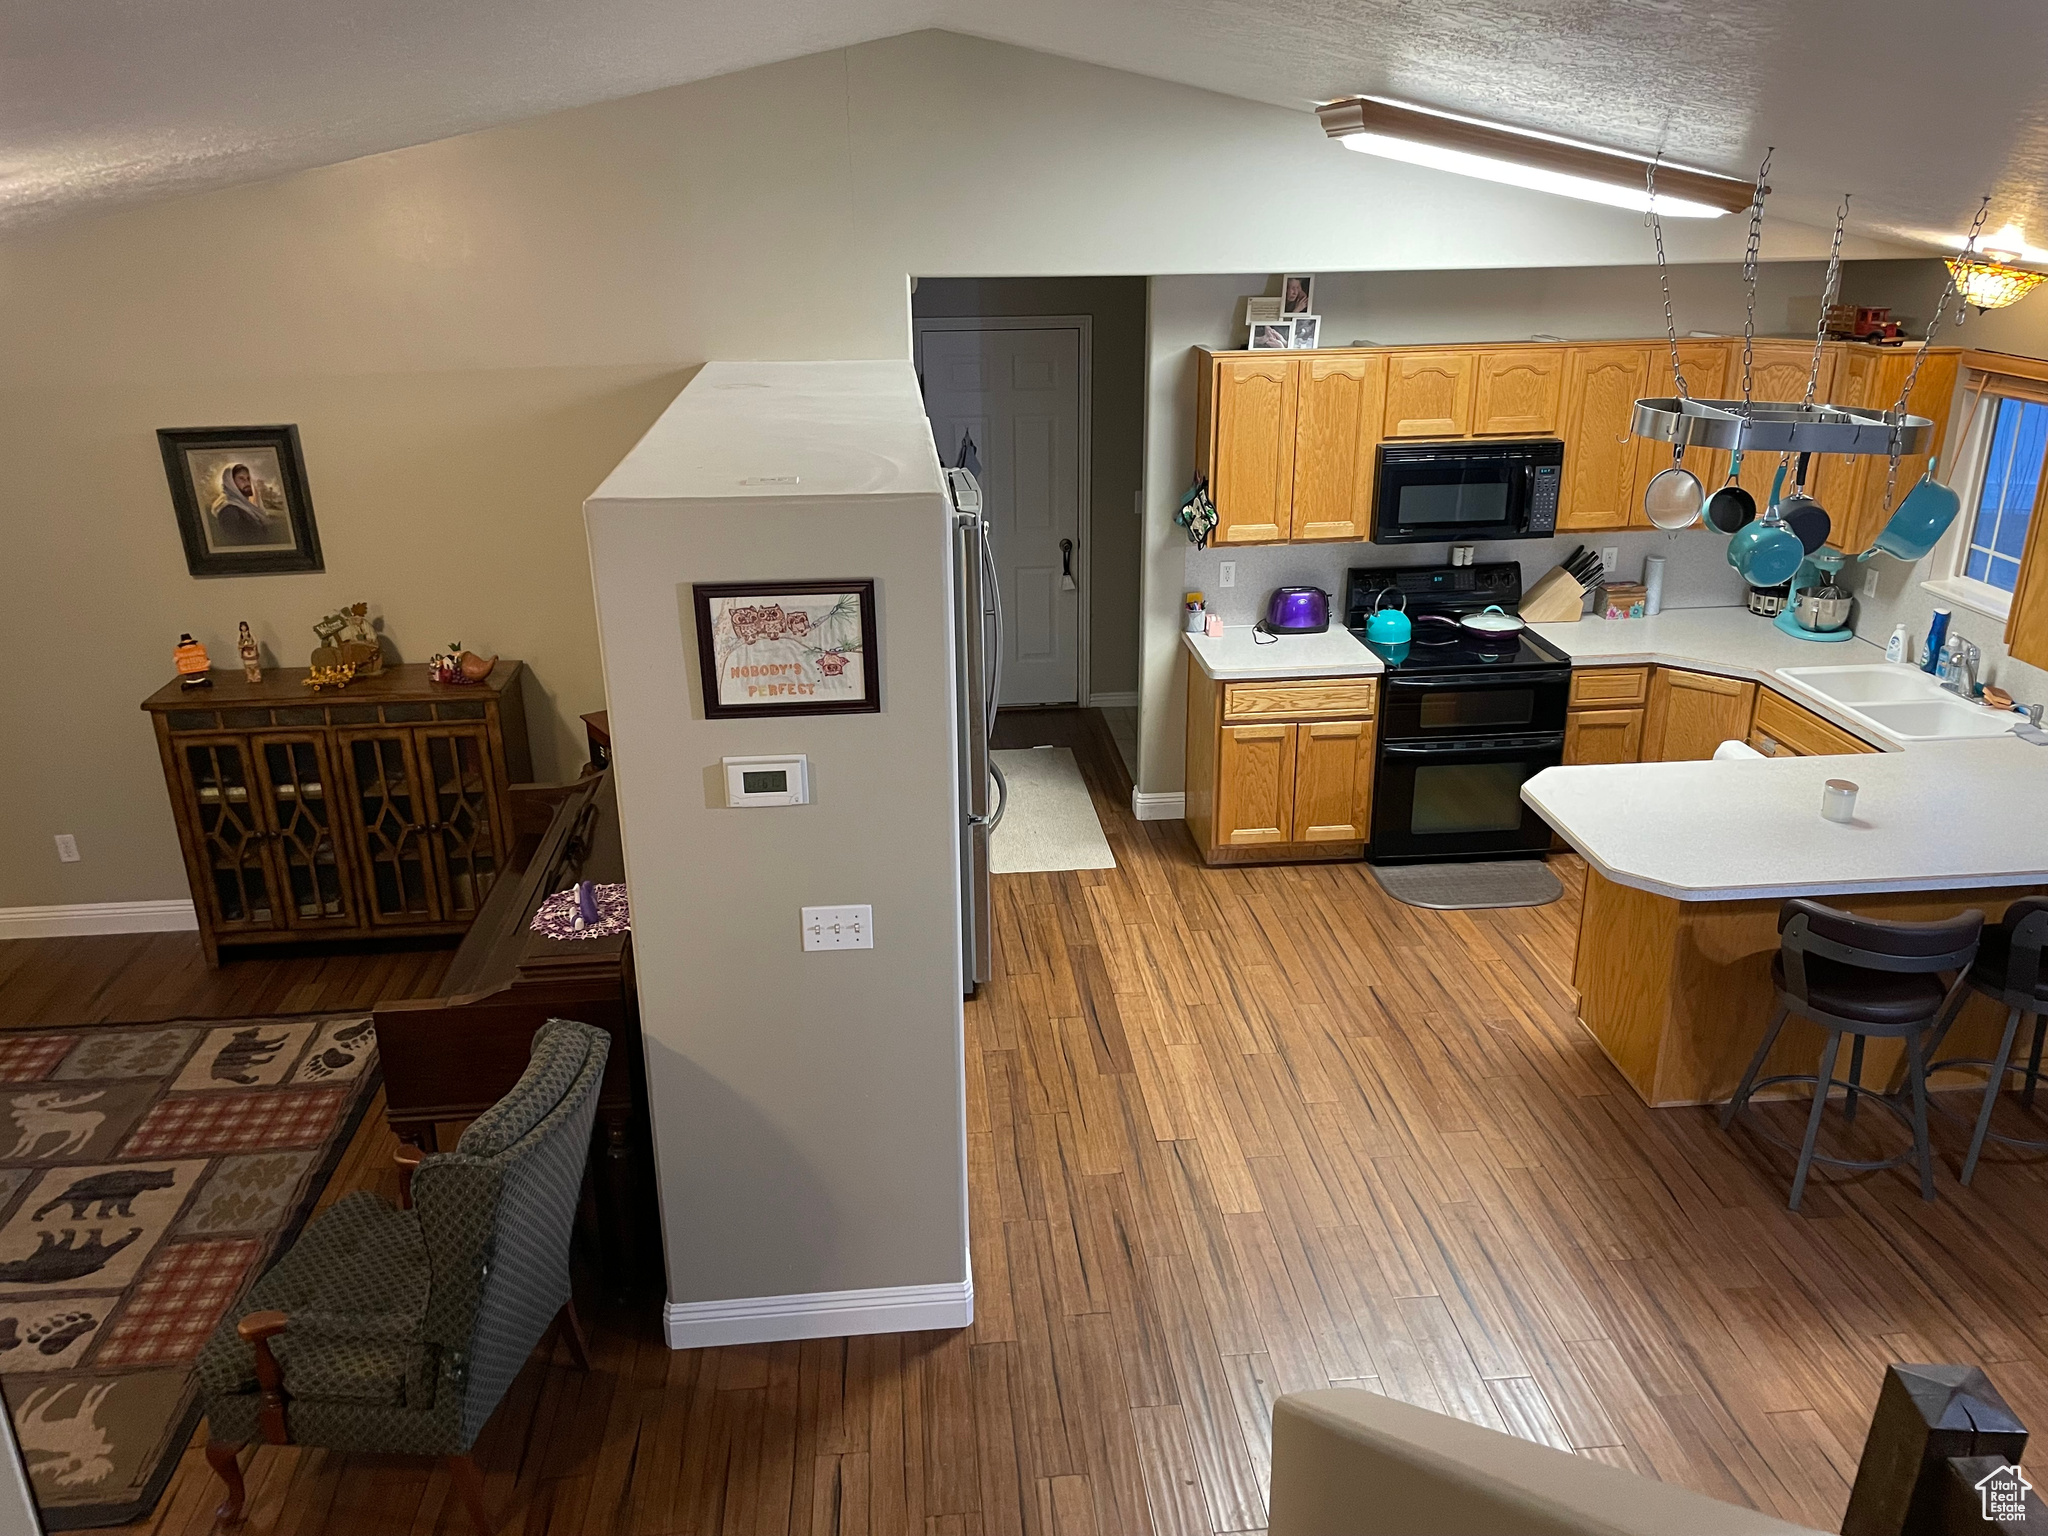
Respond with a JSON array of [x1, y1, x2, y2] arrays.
[[2009, 462, 2048, 671], [1559, 346, 1652, 530], [1564, 708, 1645, 765], [1185, 668, 1377, 863], [1214, 723, 1296, 846], [1292, 719, 1372, 841], [1822, 347, 1960, 555], [1640, 668, 1758, 762], [1291, 352, 1383, 541], [1384, 351, 1476, 436], [1473, 350, 1563, 435], [1199, 353, 1297, 543], [145, 663, 529, 965], [1748, 687, 1878, 757]]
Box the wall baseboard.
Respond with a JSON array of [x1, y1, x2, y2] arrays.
[[663, 1276, 973, 1350], [1130, 790, 1185, 822], [1086, 690, 1139, 709], [0, 899, 198, 941]]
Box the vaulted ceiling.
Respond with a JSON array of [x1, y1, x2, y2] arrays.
[[6, 0, 2043, 253]]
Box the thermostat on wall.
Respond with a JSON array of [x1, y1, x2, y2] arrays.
[[722, 755, 809, 807]]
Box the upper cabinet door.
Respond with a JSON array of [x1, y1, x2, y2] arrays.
[[1473, 351, 1564, 435], [1383, 352, 1475, 437], [1291, 353, 1383, 541], [1559, 346, 1651, 530], [2006, 451, 2048, 670], [1208, 355, 1299, 544], [1631, 342, 1731, 527]]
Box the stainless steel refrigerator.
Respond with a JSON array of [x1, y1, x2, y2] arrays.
[[949, 467, 1002, 995]]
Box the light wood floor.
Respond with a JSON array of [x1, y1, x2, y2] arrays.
[[11, 707, 2048, 1535]]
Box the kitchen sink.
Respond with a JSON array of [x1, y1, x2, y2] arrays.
[[1778, 664, 2020, 742]]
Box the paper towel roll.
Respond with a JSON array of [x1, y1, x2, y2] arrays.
[[1643, 555, 1666, 616]]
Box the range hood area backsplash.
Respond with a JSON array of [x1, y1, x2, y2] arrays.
[[1184, 531, 1748, 626]]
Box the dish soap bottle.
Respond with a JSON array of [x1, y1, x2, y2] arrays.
[[1886, 623, 1910, 664], [1921, 608, 1951, 674]]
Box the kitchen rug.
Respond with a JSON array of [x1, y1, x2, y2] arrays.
[[989, 747, 1116, 874], [0, 1014, 379, 1528], [1371, 859, 1564, 910]]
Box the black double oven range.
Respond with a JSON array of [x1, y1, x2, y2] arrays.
[[1346, 562, 1570, 865]]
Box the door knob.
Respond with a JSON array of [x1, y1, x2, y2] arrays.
[[1059, 538, 1077, 592]]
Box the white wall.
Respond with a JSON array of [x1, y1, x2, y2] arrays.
[[0, 27, 1907, 909]]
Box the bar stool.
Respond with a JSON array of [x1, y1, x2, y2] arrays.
[[1925, 896, 2048, 1185], [1720, 899, 1982, 1211]]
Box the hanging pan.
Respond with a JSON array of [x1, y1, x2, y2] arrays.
[[1704, 448, 1757, 533]]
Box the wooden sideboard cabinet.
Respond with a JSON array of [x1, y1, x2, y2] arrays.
[[143, 662, 531, 964]]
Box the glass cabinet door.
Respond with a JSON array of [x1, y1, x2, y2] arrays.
[[339, 731, 442, 925], [416, 725, 504, 921], [175, 737, 281, 933], [251, 734, 356, 930]]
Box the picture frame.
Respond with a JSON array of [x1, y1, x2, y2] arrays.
[[692, 578, 880, 718], [1281, 274, 1315, 314], [1289, 314, 1322, 349], [158, 424, 324, 577], [1244, 296, 1285, 325], [1247, 320, 1296, 351]]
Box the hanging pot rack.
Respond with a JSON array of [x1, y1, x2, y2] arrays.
[[1628, 396, 1937, 457]]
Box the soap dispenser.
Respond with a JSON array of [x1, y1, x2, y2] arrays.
[[1886, 623, 1909, 664]]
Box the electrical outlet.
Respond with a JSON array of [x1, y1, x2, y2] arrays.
[[1218, 562, 1236, 588], [802, 904, 873, 952], [1600, 546, 1620, 574], [54, 834, 79, 864], [1863, 567, 1880, 598]]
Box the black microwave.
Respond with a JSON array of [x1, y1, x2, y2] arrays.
[[1371, 438, 1563, 544]]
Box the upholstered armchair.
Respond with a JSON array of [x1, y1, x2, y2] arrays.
[[197, 1018, 609, 1532]]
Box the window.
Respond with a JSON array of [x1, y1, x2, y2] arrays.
[[1963, 396, 2047, 593]]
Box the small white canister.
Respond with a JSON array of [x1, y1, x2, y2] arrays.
[[1821, 779, 1859, 824]]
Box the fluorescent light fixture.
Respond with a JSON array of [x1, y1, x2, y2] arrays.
[[1318, 97, 1752, 218]]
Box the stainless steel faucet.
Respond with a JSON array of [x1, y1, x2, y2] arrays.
[[1942, 637, 1981, 699]]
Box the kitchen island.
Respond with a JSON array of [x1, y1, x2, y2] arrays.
[[1523, 607, 2048, 1106]]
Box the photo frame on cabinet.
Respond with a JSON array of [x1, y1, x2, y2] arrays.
[[1247, 320, 1295, 351], [1290, 314, 1322, 349], [1281, 274, 1315, 314], [159, 424, 324, 577], [692, 578, 880, 718]]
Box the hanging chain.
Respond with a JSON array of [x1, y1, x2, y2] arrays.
[[1738, 149, 1773, 416], [1880, 196, 1991, 512], [1804, 193, 1850, 405], [1646, 157, 1687, 399]]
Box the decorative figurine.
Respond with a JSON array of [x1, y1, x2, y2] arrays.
[[303, 662, 358, 692], [429, 642, 498, 686], [173, 633, 212, 689], [237, 622, 262, 684], [310, 603, 384, 675]]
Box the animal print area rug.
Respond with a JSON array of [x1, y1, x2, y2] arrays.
[[0, 1014, 379, 1528]]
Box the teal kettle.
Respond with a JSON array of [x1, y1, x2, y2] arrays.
[[1366, 588, 1412, 645]]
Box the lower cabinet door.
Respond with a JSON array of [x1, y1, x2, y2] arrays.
[[1292, 719, 1371, 841], [1563, 708, 1644, 765], [338, 731, 443, 925], [1640, 669, 1757, 762], [174, 735, 284, 935], [1215, 723, 1296, 845], [251, 733, 358, 930]]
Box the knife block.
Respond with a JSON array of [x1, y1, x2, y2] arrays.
[[1519, 566, 1589, 623]]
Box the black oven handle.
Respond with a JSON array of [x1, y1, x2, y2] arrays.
[[1385, 671, 1569, 692], [1382, 736, 1564, 757]]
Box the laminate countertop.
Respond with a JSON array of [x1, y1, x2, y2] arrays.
[[1182, 625, 1383, 681], [1522, 606, 2048, 901]]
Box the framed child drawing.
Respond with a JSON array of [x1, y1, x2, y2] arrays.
[[692, 579, 880, 718]]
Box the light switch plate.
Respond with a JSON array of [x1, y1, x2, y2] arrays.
[[802, 904, 872, 951], [1863, 567, 1880, 598]]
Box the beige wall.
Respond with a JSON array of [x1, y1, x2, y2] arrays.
[[0, 28, 1898, 909], [911, 276, 1146, 699]]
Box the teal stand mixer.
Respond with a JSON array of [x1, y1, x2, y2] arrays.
[[1773, 546, 1857, 642]]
